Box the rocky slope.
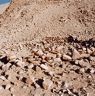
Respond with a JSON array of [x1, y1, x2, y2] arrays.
[[0, 0, 95, 96], [0, 36, 95, 96]]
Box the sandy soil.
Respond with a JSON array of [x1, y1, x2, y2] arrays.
[[0, 0, 95, 96]]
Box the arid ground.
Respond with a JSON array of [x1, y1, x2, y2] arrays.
[[0, 0, 95, 96]]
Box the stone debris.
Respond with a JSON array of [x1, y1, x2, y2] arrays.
[[0, 36, 95, 96]]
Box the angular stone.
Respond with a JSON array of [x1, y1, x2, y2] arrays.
[[5, 84, 11, 90], [40, 64, 49, 70], [72, 49, 80, 60], [0, 76, 6, 80], [43, 79, 53, 90], [62, 54, 72, 61]]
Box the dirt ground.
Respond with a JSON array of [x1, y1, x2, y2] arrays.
[[0, 0, 95, 96]]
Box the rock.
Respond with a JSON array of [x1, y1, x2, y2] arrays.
[[0, 85, 4, 90], [46, 53, 56, 58], [80, 68, 85, 73], [40, 64, 49, 70], [16, 60, 26, 68], [87, 48, 92, 54], [34, 88, 42, 96], [37, 49, 44, 56], [43, 79, 53, 90], [90, 68, 95, 74], [80, 53, 90, 59], [5, 84, 11, 90], [28, 64, 34, 69], [7, 53, 17, 62], [32, 48, 38, 52], [54, 58, 62, 62], [89, 56, 95, 61], [6, 63, 11, 69], [0, 50, 6, 58], [79, 59, 91, 68], [56, 46, 63, 52], [48, 71, 54, 76], [26, 77, 33, 85], [72, 49, 80, 60], [0, 76, 6, 80], [62, 54, 72, 61], [91, 51, 95, 56], [75, 60, 79, 65]]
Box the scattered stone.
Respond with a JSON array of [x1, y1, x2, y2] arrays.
[[0, 36, 95, 96]]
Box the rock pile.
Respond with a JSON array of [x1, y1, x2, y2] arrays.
[[0, 36, 95, 96]]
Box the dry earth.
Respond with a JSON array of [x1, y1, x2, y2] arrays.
[[0, 0, 95, 96]]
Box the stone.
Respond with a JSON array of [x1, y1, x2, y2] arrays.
[[56, 46, 63, 52], [80, 53, 90, 59], [46, 53, 56, 58], [5, 84, 11, 90], [80, 68, 85, 73], [0, 50, 6, 58], [43, 79, 53, 90], [32, 48, 38, 52], [72, 49, 80, 60], [16, 60, 26, 68], [7, 53, 17, 62], [28, 64, 34, 69], [40, 64, 49, 70], [62, 54, 72, 61], [0, 86, 4, 90], [75, 60, 79, 65], [0, 76, 6, 80], [90, 68, 95, 74], [37, 49, 44, 56], [87, 48, 92, 54], [79, 59, 91, 68], [90, 56, 95, 61], [54, 58, 62, 62]]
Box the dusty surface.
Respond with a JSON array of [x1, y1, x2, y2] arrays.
[[0, 0, 95, 96]]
